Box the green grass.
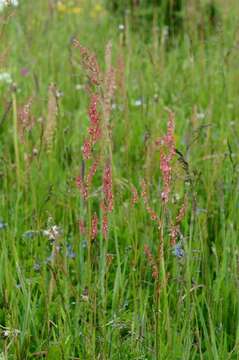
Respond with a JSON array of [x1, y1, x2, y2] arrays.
[[0, 1, 239, 359]]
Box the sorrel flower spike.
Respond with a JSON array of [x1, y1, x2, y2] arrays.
[[156, 110, 176, 204]]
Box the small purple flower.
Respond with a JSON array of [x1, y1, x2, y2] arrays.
[[20, 67, 29, 77]]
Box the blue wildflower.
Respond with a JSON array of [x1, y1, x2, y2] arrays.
[[82, 239, 87, 248], [45, 254, 54, 264], [33, 262, 41, 272], [67, 244, 76, 259], [0, 220, 7, 230], [196, 208, 207, 215], [172, 243, 185, 258], [23, 230, 38, 239]]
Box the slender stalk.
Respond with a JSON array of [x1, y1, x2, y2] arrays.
[[12, 92, 20, 187]]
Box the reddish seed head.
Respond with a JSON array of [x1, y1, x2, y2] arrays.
[[106, 253, 113, 267], [144, 244, 153, 262], [170, 199, 187, 246], [152, 266, 159, 280], [18, 97, 35, 142], [76, 175, 83, 190], [86, 158, 100, 188], [141, 180, 158, 222], [72, 39, 101, 86], [176, 199, 187, 224], [82, 94, 102, 160], [82, 139, 92, 160], [88, 94, 101, 143], [102, 210, 108, 239], [170, 225, 179, 246], [91, 213, 98, 240], [144, 244, 158, 280], [88, 95, 99, 124], [76, 175, 88, 199], [131, 185, 139, 207], [79, 219, 85, 235], [103, 161, 113, 212], [157, 111, 176, 204]]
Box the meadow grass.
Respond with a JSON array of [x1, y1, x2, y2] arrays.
[[0, 1, 239, 359]]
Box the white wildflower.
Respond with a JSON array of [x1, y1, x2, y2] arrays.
[[133, 99, 143, 107], [75, 84, 85, 91], [55, 89, 63, 98], [43, 225, 62, 241], [3, 330, 10, 337], [0, 72, 12, 84], [75, 84, 84, 91], [197, 112, 206, 120], [0, 325, 20, 339]]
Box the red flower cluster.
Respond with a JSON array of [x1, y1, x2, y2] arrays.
[[101, 161, 114, 239], [103, 161, 114, 213], [83, 95, 101, 160], [72, 39, 101, 86], [156, 111, 175, 204], [144, 244, 158, 280], [74, 40, 116, 241], [131, 185, 139, 207], [76, 175, 88, 200], [91, 213, 98, 240]]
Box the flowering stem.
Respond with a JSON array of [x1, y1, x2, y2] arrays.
[[159, 204, 172, 350], [12, 92, 20, 187]]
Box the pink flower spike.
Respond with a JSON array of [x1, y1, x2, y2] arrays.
[[76, 175, 88, 199], [82, 139, 92, 160], [159, 111, 176, 204]]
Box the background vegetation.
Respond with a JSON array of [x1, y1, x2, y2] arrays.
[[0, 0, 239, 358]]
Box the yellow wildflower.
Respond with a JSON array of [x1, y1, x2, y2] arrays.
[[90, 3, 106, 19], [57, 0, 82, 15], [71, 7, 81, 14], [57, 1, 67, 13]]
